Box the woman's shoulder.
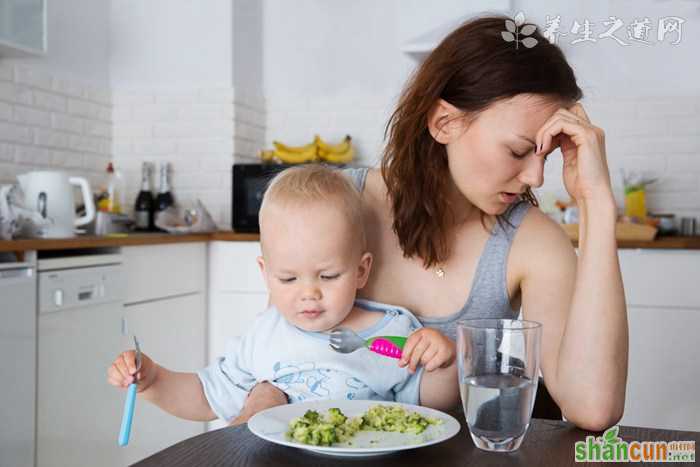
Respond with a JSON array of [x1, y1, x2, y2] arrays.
[[510, 206, 577, 278], [363, 167, 383, 192], [361, 168, 390, 207], [516, 206, 575, 251]]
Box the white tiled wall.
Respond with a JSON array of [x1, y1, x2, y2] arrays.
[[112, 87, 265, 227], [0, 62, 112, 190]]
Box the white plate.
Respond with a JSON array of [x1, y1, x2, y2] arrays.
[[247, 399, 461, 457]]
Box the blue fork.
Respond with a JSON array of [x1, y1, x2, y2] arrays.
[[118, 336, 141, 446]]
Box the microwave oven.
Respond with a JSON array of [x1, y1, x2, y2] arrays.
[[231, 162, 294, 232], [231, 162, 359, 232]]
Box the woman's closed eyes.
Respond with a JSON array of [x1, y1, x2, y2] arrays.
[[510, 148, 548, 162]]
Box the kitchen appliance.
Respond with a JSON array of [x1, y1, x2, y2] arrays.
[[0, 257, 36, 467], [17, 171, 96, 238], [232, 162, 295, 232], [92, 211, 133, 236], [232, 162, 357, 232], [37, 252, 125, 467]]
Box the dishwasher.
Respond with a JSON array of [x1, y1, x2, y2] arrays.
[[36, 251, 127, 467], [0, 257, 36, 467]]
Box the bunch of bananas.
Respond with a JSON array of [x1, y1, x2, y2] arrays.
[[259, 135, 354, 165]]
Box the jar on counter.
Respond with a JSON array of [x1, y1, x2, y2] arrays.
[[680, 217, 697, 236]]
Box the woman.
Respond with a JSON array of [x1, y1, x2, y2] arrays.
[[236, 15, 628, 431]]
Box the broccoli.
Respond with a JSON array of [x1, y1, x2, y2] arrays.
[[303, 410, 320, 423], [286, 404, 442, 447], [326, 407, 347, 426], [360, 405, 438, 434]]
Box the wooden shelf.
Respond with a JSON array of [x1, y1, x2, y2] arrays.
[[1, 231, 699, 254], [0, 231, 260, 253], [600, 235, 700, 250]]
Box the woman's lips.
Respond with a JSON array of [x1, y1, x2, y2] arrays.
[[499, 192, 520, 204]]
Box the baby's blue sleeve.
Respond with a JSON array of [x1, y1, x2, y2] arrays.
[[392, 366, 424, 405], [197, 335, 257, 423]]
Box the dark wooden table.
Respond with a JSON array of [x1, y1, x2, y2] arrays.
[[133, 416, 699, 467]]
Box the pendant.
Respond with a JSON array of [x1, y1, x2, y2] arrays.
[[435, 267, 445, 278]]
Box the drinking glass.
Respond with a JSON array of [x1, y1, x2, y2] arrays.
[[456, 318, 542, 452]]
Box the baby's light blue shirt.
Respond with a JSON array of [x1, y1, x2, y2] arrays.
[[197, 299, 424, 423]]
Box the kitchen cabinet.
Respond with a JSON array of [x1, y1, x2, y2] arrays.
[[208, 241, 266, 295], [619, 249, 700, 309], [207, 241, 267, 430], [123, 243, 206, 304], [622, 305, 700, 431], [207, 241, 266, 361], [208, 292, 267, 363], [618, 249, 700, 432], [0, 0, 46, 56], [122, 293, 206, 465], [120, 242, 208, 463]]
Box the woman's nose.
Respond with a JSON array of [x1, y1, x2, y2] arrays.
[[518, 155, 545, 189]]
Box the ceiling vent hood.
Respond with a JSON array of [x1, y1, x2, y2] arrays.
[[400, 1, 513, 60]]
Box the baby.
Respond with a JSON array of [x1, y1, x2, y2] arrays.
[[108, 165, 459, 424]]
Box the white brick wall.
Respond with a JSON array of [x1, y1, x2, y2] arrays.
[[112, 86, 265, 228], [0, 62, 112, 191]]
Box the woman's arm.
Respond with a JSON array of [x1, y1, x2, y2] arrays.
[[520, 103, 628, 431], [517, 208, 627, 431], [563, 195, 627, 428]]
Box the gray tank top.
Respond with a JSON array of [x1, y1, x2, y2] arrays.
[[344, 167, 530, 341]]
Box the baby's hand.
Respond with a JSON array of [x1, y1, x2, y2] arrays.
[[107, 350, 158, 393], [399, 328, 455, 373]]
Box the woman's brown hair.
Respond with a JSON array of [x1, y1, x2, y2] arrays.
[[381, 15, 583, 268]]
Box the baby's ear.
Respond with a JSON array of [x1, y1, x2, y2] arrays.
[[256, 256, 268, 283], [255, 256, 270, 291], [356, 252, 373, 289]]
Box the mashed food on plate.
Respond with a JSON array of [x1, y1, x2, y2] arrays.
[[286, 404, 442, 447]]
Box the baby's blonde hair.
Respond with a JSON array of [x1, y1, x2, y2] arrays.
[[259, 164, 366, 250]]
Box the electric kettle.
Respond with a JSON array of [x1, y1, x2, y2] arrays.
[[17, 171, 96, 238]]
